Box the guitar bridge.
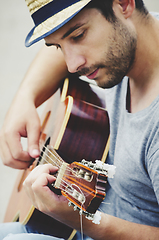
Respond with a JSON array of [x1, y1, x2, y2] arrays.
[[54, 162, 68, 188]]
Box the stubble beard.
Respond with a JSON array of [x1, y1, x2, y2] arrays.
[[78, 18, 137, 89]]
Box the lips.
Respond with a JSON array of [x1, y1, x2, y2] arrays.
[[86, 68, 99, 79]]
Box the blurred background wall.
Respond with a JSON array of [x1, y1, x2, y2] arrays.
[[0, 0, 159, 222]]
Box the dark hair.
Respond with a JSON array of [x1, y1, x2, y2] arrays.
[[86, 0, 148, 23], [135, 0, 148, 15]]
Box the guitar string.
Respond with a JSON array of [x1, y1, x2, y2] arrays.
[[42, 145, 79, 176], [41, 145, 97, 195], [40, 146, 106, 234], [80, 202, 84, 240], [40, 148, 81, 189], [40, 146, 106, 203], [39, 149, 85, 237], [41, 149, 95, 202], [43, 145, 107, 180], [42, 145, 103, 193], [39, 145, 107, 219], [40, 150, 97, 224], [41, 147, 90, 238], [40, 147, 93, 200], [41, 146, 63, 167], [40, 146, 84, 186], [40, 151, 79, 193]]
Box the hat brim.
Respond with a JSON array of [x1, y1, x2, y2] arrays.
[[25, 0, 91, 47]]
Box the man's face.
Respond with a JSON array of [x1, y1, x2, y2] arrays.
[[45, 8, 137, 88]]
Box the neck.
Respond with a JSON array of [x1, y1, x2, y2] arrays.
[[127, 13, 159, 113]]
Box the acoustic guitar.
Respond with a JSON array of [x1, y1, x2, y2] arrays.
[[4, 75, 110, 240]]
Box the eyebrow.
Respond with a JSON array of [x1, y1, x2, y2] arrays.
[[45, 23, 86, 47], [61, 23, 85, 39]]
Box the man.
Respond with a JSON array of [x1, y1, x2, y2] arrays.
[[0, 0, 159, 239]]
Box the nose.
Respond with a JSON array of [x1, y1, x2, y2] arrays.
[[64, 46, 86, 73]]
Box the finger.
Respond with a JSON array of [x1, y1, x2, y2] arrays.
[[23, 164, 57, 208], [6, 130, 33, 161], [32, 172, 56, 193], [25, 164, 58, 182], [27, 114, 41, 158], [23, 178, 37, 207], [0, 132, 32, 169], [0, 147, 32, 169], [31, 172, 68, 216]]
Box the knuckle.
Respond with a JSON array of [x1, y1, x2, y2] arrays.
[[3, 157, 15, 168], [3, 160, 11, 167], [3, 125, 14, 137], [12, 149, 21, 160], [32, 181, 39, 192]]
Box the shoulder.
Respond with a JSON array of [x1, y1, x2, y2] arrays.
[[150, 12, 159, 20]]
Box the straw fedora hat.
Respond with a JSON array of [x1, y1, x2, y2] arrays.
[[25, 0, 92, 47]]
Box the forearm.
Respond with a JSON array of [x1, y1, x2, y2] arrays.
[[0, 45, 68, 168], [53, 209, 159, 240], [17, 45, 68, 107], [45, 205, 159, 240], [79, 213, 159, 240]]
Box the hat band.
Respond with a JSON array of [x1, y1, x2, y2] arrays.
[[32, 0, 81, 26]]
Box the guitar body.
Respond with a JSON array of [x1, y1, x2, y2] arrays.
[[4, 76, 110, 239]]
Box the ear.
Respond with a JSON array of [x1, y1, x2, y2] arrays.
[[117, 0, 136, 19]]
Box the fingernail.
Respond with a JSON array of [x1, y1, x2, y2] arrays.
[[31, 149, 40, 157]]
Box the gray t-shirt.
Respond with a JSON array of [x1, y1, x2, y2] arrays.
[[78, 12, 159, 240], [102, 77, 159, 227]]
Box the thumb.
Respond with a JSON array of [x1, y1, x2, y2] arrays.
[[27, 114, 41, 158]]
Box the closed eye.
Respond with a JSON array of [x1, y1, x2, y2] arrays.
[[72, 30, 86, 41], [45, 43, 61, 49], [45, 43, 53, 47]]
